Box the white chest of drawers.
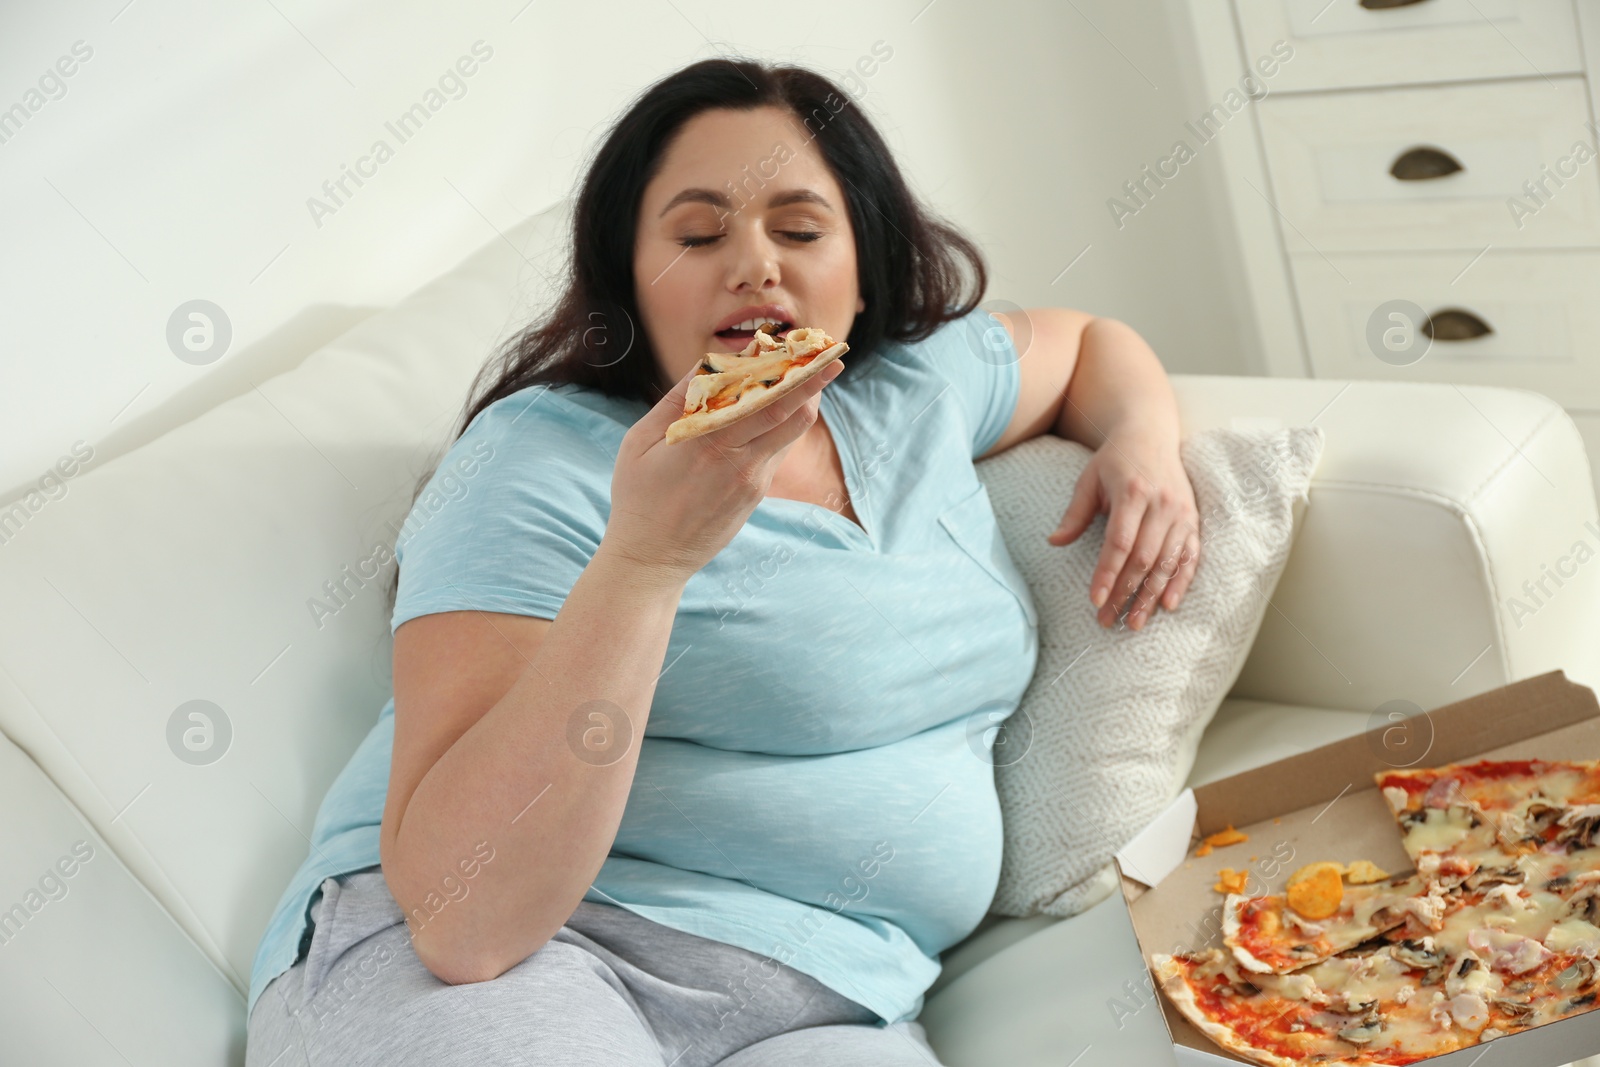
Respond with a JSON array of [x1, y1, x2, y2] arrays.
[[1180, 0, 1600, 496]]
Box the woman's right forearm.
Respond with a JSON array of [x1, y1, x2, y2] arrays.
[[385, 535, 689, 983]]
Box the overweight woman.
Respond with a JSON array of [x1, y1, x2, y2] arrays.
[[245, 57, 1200, 1066]]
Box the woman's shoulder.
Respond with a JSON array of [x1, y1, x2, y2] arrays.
[[874, 306, 1004, 371]]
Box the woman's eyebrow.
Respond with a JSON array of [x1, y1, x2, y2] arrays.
[[658, 187, 834, 217]]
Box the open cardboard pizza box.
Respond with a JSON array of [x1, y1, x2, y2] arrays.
[[1114, 670, 1600, 1066]]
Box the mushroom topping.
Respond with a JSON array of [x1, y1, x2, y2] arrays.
[[1564, 887, 1600, 925], [1556, 958, 1598, 992], [1466, 864, 1526, 891], [1318, 1004, 1383, 1046], [1490, 997, 1536, 1026], [1556, 807, 1600, 851], [1337, 1019, 1384, 1046], [1391, 938, 1447, 970]]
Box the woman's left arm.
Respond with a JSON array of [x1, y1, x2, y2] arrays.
[[985, 308, 1199, 631]]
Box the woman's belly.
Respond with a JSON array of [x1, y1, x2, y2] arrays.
[[608, 714, 1006, 955]]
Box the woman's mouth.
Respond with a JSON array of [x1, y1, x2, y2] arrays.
[[712, 320, 793, 349]]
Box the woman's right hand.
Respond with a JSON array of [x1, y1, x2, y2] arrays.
[[605, 359, 845, 582]]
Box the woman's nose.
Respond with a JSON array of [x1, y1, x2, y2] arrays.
[[727, 229, 781, 291]]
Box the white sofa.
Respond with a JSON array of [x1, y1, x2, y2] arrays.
[[2, 199, 1599, 1066]]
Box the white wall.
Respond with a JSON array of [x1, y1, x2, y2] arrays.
[[0, 0, 1255, 506]]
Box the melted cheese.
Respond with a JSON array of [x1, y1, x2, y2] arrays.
[[685, 331, 828, 415], [1545, 918, 1600, 956], [1405, 807, 1474, 854]]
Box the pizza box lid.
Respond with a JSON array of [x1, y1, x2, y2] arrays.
[[1113, 668, 1600, 1066]]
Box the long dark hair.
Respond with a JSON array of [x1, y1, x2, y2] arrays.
[[387, 55, 988, 611]]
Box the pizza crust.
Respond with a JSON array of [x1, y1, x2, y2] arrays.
[[1151, 954, 1303, 1067], [664, 337, 848, 444]]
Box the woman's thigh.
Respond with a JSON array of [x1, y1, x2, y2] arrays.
[[712, 1019, 946, 1066], [247, 916, 665, 1067], [245, 868, 889, 1067]]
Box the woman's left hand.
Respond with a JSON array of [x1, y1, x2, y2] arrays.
[[1047, 432, 1201, 630]]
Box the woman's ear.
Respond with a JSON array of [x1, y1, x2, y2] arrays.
[[856, 296, 866, 313]]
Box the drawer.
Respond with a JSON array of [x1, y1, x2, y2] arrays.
[[1258, 78, 1600, 252], [1288, 250, 1600, 408], [1233, 0, 1582, 92]]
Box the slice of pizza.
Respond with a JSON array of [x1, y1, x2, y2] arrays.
[[1153, 946, 1494, 1066], [1376, 760, 1600, 864], [1223, 870, 1461, 975], [664, 324, 848, 444], [1154, 929, 1600, 1067]]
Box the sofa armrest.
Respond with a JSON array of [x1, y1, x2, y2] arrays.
[[1169, 375, 1600, 713], [0, 728, 243, 1064]]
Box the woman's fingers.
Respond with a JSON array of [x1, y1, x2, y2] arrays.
[[1090, 488, 1148, 615], [1099, 504, 1167, 628], [1162, 530, 1202, 610], [1126, 521, 1190, 630]]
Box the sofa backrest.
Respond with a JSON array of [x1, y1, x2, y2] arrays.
[[0, 201, 572, 990]]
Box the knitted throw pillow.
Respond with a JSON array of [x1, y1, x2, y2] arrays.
[[973, 426, 1324, 918]]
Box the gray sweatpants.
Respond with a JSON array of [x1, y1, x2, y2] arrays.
[[245, 868, 946, 1066]]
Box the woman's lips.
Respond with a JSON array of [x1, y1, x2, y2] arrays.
[[711, 323, 793, 351]]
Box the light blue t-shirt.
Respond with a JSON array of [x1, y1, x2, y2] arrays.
[[247, 307, 1039, 1026]]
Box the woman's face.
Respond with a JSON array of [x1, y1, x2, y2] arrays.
[[634, 105, 865, 393]]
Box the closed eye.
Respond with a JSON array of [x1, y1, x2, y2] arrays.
[[677, 231, 824, 249]]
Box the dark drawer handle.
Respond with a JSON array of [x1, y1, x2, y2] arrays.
[[1361, 0, 1434, 8], [1390, 146, 1464, 181], [1422, 308, 1493, 342]]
